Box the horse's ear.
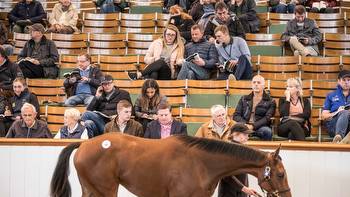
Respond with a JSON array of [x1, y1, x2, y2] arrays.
[[273, 144, 281, 160]]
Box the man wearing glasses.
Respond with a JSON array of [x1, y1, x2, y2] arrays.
[[322, 70, 350, 143], [81, 74, 132, 138], [63, 53, 103, 106], [6, 103, 52, 138]]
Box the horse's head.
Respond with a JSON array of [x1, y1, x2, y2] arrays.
[[257, 145, 291, 197]]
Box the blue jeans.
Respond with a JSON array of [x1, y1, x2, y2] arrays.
[[271, 3, 295, 13], [325, 110, 350, 138], [100, 0, 122, 13], [81, 111, 107, 137], [253, 126, 272, 140], [65, 94, 94, 106], [177, 61, 210, 80], [218, 55, 252, 80]]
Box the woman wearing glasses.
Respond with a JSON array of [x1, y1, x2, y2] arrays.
[[278, 78, 311, 140], [128, 24, 184, 80]]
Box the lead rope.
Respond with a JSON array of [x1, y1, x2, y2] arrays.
[[231, 176, 264, 197]]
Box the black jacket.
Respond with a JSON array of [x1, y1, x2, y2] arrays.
[[205, 16, 246, 40], [233, 91, 276, 130], [9, 88, 40, 118], [63, 66, 104, 97], [18, 35, 59, 78], [228, 0, 260, 33], [87, 86, 131, 116], [8, 0, 46, 24], [144, 119, 187, 139], [169, 16, 195, 43], [278, 97, 311, 136], [0, 59, 23, 91]]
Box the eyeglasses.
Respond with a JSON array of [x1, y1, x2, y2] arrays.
[[13, 86, 23, 88], [102, 82, 113, 86], [22, 114, 33, 117], [165, 33, 176, 37]]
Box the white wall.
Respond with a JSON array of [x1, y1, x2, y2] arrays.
[[0, 145, 349, 197]]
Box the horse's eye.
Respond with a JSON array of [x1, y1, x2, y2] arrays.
[[277, 172, 284, 178]]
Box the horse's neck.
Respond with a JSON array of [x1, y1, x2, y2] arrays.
[[201, 152, 266, 184]]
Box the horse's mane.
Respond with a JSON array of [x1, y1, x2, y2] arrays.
[[177, 135, 267, 162]]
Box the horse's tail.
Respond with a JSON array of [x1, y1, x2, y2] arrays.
[[50, 142, 81, 197]]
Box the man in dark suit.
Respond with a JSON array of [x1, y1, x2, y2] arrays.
[[144, 102, 187, 139]]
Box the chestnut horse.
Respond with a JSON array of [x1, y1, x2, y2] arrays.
[[50, 133, 291, 197]]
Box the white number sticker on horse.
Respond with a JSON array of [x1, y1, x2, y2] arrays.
[[102, 140, 111, 149]]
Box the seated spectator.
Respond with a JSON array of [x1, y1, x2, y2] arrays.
[[169, 5, 195, 43], [0, 77, 40, 135], [93, 0, 128, 13], [127, 25, 184, 80], [105, 100, 144, 137], [134, 79, 167, 131], [204, 2, 245, 43], [47, 0, 79, 34], [54, 108, 88, 139], [281, 5, 322, 56], [177, 25, 218, 80], [81, 74, 132, 137], [215, 25, 252, 80], [270, 0, 302, 13], [189, 0, 216, 23], [219, 123, 258, 197], [64, 53, 103, 106], [195, 104, 236, 140], [306, 0, 337, 13], [166, 0, 192, 11], [322, 70, 350, 143], [0, 22, 14, 56], [0, 93, 11, 137], [0, 46, 23, 95], [8, 0, 46, 33], [278, 78, 311, 140], [6, 103, 52, 138], [18, 23, 59, 79], [144, 102, 187, 139], [233, 75, 276, 140], [227, 0, 260, 33]]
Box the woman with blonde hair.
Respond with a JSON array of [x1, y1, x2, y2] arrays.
[[54, 108, 88, 139], [278, 78, 311, 140], [128, 24, 184, 80], [168, 5, 195, 42]]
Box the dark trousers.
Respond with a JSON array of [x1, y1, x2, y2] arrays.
[[142, 59, 171, 80], [218, 176, 247, 197], [0, 118, 14, 137], [137, 117, 152, 132], [19, 61, 44, 78], [218, 55, 252, 80], [278, 120, 309, 140]]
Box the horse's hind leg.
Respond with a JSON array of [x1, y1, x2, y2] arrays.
[[79, 177, 118, 197]]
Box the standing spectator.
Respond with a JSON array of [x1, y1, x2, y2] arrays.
[[93, 0, 128, 13], [105, 100, 144, 137], [18, 23, 59, 79], [6, 103, 52, 138], [127, 25, 184, 80], [134, 79, 167, 131], [177, 24, 218, 80], [54, 108, 88, 139], [144, 102, 187, 139], [189, 0, 216, 23], [306, 0, 337, 13], [219, 123, 259, 197], [233, 75, 276, 140], [195, 104, 236, 140], [169, 5, 195, 43], [278, 78, 311, 140], [0, 47, 23, 94], [63, 53, 103, 106], [215, 25, 252, 80], [0, 22, 14, 56], [8, 0, 46, 33], [81, 74, 132, 137], [228, 0, 260, 33], [204, 2, 245, 43], [281, 5, 322, 56], [322, 70, 350, 143], [47, 0, 79, 34]]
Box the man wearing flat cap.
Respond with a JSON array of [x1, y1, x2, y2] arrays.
[[81, 74, 132, 137], [322, 70, 350, 143], [18, 23, 59, 79]]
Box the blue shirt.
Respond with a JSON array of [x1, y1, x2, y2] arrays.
[[323, 85, 350, 113], [75, 67, 92, 95]]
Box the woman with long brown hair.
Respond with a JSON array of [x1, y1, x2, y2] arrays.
[[127, 24, 184, 80], [134, 79, 167, 130]]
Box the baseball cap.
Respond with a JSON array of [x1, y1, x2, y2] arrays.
[[230, 123, 253, 134], [100, 74, 114, 85], [338, 70, 350, 79]]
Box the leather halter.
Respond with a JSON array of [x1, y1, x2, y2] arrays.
[[258, 164, 291, 197]]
